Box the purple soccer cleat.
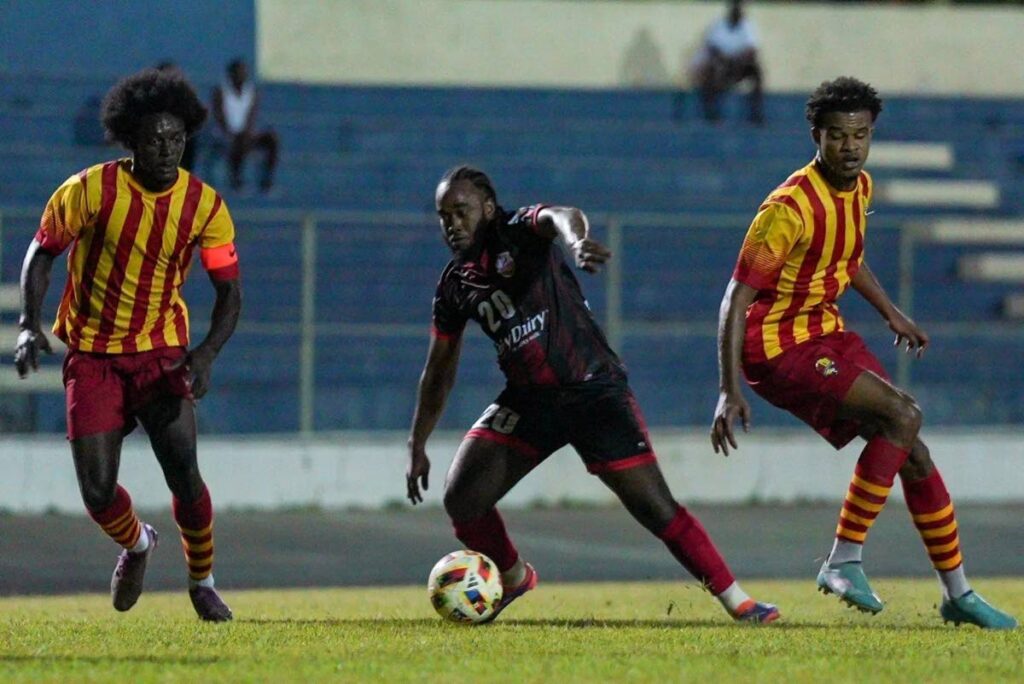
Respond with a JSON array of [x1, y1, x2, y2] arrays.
[[480, 562, 538, 623], [732, 599, 781, 624], [111, 524, 158, 612], [189, 585, 234, 622]]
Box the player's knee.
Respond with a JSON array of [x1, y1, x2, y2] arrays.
[[443, 487, 480, 523], [884, 395, 922, 441], [80, 480, 117, 512]]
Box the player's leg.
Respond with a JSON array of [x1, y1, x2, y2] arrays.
[[64, 351, 156, 611], [227, 133, 247, 189], [571, 379, 778, 623], [899, 439, 1017, 628], [136, 393, 231, 622], [254, 129, 279, 192]]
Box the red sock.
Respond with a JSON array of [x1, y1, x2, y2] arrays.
[[88, 485, 143, 549], [452, 508, 519, 572], [658, 505, 735, 594], [902, 468, 963, 571], [835, 436, 909, 545], [173, 486, 214, 582]]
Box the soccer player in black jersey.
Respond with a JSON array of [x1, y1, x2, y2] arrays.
[[406, 166, 779, 623]]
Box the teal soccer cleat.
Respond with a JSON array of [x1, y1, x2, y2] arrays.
[[816, 561, 884, 614], [941, 591, 1018, 630]]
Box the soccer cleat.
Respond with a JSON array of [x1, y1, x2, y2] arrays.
[[480, 562, 538, 623], [816, 561, 884, 614], [189, 585, 234, 622], [940, 591, 1018, 630], [111, 524, 158, 612], [732, 599, 781, 624]]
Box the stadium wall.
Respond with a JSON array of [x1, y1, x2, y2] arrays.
[[257, 0, 1024, 96], [0, 0, 254, 80], [2, 430, 1021, 513]]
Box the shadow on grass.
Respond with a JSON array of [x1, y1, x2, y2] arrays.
[[240, 617, 957, 632], [0, 654, 221, 665]]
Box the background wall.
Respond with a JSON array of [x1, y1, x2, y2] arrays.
[[0, 0, 254, 81], [257, 0, 1024, 95]]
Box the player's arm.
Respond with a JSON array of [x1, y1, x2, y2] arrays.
[[14, 239, 57, 377], [535, 206, 611, 274], [851, 260, 929, 357], [407, 331, 464, 505], [185, 275, 242, 399], [711, 278, 757, 456]]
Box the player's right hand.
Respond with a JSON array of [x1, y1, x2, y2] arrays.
[[14, 328, 53, 378], [406, 444, 431, 505], [570, 237, 612, 274], [710, 391, 750, 457]]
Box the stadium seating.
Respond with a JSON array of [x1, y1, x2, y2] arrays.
[[1, 75, 1021, 432]]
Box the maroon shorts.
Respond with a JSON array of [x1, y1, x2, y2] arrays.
[[63, 346, 192, 440], [743, 331, 889, 449]]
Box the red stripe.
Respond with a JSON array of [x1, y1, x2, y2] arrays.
[[122, 194, 172, 353], [924, 530, 959, 548], [71, 162, 120, 337], [181, 531, 213, 544], [849, 483, 887, 506], [929, 548, 961, 563], [837, 518, 869, 534], [586, 452, 657, 474], [150, 177, 203, 348], [465, 428, 541, 459], [811, 195, 847, 338], [185, 548, 214, 562], [915, 512, 956, 531], [92, 186, 146, 352], [776, 176, 826, 349], [842, 500, 879, 521]]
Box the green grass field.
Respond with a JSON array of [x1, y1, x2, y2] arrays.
[[2, 579, 1021, 683]]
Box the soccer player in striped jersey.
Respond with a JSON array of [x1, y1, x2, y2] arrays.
[[711, 77, 1016, 629], [14, 68, 241, 622], [407, 166, 779, 624]]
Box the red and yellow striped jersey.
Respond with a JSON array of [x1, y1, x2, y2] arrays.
[[36, 160, 239, 354], [733, 160, 872, 364]]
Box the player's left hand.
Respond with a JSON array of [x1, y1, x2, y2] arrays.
[[171, 347, 216, 399], [888, 311, 929, 358], [570, 237, 612, 274]]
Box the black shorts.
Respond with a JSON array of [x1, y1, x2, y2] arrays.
[[465, 377, 657, 474]]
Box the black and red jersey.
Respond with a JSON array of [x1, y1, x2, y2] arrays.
[[432, 205, 625, 386]]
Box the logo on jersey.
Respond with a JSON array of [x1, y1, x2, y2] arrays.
[[495, 309, 548, 356], [496, 251, 515, 278], [815, 357, 838, 377]]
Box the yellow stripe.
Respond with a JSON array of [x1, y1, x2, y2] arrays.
[[934, 552, 963, 571], [852, 474, 891, 498], [184, 540, 214, 554], [846, 491, 885, 513], [926, 538, 960, 555], [836, 526, 866, 543], [101, 508, 135, 531], [912, 503, 954, 524], [921, 521, 958, 540], [839, 508, 874, 527], [179, 524, 213, 537]]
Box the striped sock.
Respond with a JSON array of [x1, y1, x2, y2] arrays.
[[173, 486, 215, 586], [452, 508, 520, 572], [88, 485, 144, 550], [831, 437, 909, 564], [658, 505, 735, 595], [902, 468, 970, 599]]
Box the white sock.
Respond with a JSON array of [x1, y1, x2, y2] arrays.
[[190, 575, 215, 589], [129, 526, 150, 554], [828, 539, 863, 566], [715, 582, 752, 615], [938, 566, 971, 600], [500, 558, 526, 588]]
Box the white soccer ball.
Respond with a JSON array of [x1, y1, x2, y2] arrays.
[[427, 550, 504, 624]]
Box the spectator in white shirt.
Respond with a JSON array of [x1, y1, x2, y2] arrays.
[[212, 59, 279, 193], [691, 0, 764, 124]]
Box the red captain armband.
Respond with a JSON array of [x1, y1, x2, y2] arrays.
[[200, 242, 240, 281]]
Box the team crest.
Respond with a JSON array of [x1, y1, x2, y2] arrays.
[[815, 357, 838, 377], [496, 251, 515, 278]]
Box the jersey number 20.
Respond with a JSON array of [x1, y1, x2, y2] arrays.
[[477, 290, 516, 333]]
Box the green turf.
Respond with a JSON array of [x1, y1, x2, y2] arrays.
[[1, 579, 1021, 683]]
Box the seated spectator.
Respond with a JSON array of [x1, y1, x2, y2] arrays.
[[212, 58, 279, 193], [691, 0, 764, 125]]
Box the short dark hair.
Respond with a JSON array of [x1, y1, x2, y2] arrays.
[[439, 165, 499, 205], [100, 68, 207, 147], [805, 77, 882, 128]]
